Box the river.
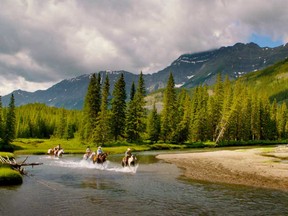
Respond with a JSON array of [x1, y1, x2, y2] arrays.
[[0, 152, 288, 216]]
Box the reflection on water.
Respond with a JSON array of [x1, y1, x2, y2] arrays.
[[0, 153, 288, 216]]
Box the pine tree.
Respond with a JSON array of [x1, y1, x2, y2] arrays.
[[55, 108, 67, 138], [161, 73, 177, 142], [125, 99, 138, 142], [147, 103, 161, 142], [251, 93, 261, 140], [276, 102, 287, 139], [189, 86, 209, 141], [211, 74, 224, 140], [130, 82, 136, 101], [136, 71, 146, 96], [83, 73, 101, 142], [174, 90, 191, 143], [94, 74, 111, 145], [215, 78, 236, 143], [126, 72, 147, 142], [111, 73, 127, 141], [259, 96, 276, 140], [3, 94, 16, 146]]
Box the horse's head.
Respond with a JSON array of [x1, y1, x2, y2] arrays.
[[58, 149, 64, 156]]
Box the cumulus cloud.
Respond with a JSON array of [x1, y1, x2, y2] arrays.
[[0, 0, 288, 95]]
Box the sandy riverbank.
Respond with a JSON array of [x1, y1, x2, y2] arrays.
[[156, 146, 288, 191]]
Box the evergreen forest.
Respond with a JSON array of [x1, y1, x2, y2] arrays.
[[1, 59, 288, 151]]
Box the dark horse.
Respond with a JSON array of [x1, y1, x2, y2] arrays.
[[92, 152, 108, 164]]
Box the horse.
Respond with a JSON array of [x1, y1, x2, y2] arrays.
[[83, 152, 95, 160], [47, 148, 64, 157], [122, 154, 137, 167], [92, 152, 108, 164]]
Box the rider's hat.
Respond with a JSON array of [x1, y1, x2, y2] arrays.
[[98, 146, 102, 149], [127, 148, 131, 151]]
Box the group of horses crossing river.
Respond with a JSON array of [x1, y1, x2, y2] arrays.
[[47, 146, 138, 168]]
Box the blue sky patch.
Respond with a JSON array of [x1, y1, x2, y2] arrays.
[[249, 33, 283, 48]]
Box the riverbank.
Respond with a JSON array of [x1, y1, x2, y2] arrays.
[[157, 146, 288, 191]]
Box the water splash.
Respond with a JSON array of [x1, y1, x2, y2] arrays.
[[106, 163, 139, 174], [45, 158, 138, 173]]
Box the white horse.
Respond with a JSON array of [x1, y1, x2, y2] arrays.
[[83, 152, 95, 160], [56, 149, 64, 157], [47, 148, 64, 157], [122, 154, 137, 167]]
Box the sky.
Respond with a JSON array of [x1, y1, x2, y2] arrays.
[[0, 0, 288, 96]]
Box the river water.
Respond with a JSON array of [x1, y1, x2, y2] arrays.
[[0, 152, 288, 216]]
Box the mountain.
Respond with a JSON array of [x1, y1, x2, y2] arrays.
[[2, 71, 139, 110], [2, 42, 288, 109], [148, 42, 288, 90]]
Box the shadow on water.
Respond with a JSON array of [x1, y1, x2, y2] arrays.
[[0, 153, 287, 216]]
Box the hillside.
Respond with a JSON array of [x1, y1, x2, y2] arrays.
[[239, 58, 288, 104]]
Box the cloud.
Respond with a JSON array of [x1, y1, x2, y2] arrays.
[[0, 0, 288, 95]]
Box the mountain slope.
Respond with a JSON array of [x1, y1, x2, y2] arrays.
[[240, 58, 288, 104], [2, 71, 139, 110], [3, 42, 288, 109]]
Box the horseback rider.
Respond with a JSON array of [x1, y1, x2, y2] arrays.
[[86, 146, 92, 155], [124, 148, 132, 165], [84, 146, 92, 159], [86, 146, 91, 153], [54, 144, 61, 155], [97, 146, 103, 159]]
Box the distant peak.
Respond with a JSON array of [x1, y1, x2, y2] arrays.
[[232, 42, 259, 48], [247, 42, 260, 48]]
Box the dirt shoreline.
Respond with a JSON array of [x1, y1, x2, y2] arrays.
[[156, 147, 288, 191]]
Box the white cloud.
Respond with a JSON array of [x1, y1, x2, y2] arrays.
[[0, 75, 54, 96], [0, 0, 288, 95]]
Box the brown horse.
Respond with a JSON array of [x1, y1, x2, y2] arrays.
[[92, 152, 108, 164]]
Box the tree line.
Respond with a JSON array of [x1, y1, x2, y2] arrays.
[[1, 72, 288, 150]]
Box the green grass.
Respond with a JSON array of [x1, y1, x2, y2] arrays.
[[0, 165, 23, 185], [12, 137, 286, 155], [12, 138, 151, 155]]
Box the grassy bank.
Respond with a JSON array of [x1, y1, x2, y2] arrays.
[[0, 153, 23, 186], [11, 138, 287, 155], [12, 138, 150, 155], [0, 165, 23, 185]]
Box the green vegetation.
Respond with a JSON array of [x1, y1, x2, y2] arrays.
[[0, 166, 23, 185], [0, 94, 17, 151], [240, 58, 288, 105], [0, 152, 14, 158], [0, 152, 23, 186], [1, 62, 288, 155], [12, 138, 150, 155], [2, 64, 287, 186]]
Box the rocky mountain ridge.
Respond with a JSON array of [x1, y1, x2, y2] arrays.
[[3, 42, 288, 109]]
